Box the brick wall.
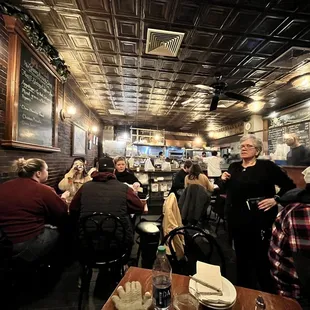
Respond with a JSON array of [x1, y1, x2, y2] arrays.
[[0, 15, 101, 188]]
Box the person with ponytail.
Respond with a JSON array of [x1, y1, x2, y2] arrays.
[[0, 158, 68, 263]]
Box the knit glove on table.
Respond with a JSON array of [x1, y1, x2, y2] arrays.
[[111, 281, 152, 310]]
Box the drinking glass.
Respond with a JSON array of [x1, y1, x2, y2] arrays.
[[173, 293, 199, 310]]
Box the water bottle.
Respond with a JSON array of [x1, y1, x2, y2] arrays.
[[152, 245, 172, 310]]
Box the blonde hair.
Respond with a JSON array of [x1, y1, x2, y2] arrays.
[[113, 156, 126, 165], [12, 158, 46, 178]]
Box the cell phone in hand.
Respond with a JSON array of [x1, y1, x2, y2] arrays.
[[246, 197, 265, 211]]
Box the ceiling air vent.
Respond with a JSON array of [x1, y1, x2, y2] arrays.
[[146, 28, 185, 57], [108, 109, 125, 116], [268, 47, 310, 69]]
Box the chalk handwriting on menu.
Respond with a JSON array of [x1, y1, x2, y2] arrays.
[[17, 43, 55, 146]]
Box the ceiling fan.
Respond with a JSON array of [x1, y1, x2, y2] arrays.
[[192, 75, 255, 111]]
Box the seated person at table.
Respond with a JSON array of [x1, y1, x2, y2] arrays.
[[185, 164, 214, 192], [0, 158, 68, 263], [70, 157, 145, 248], [114, 156, 141, 193], [269, 167, 310, 308], [169, 160, 192, 199], [58, 159, 91, 203]]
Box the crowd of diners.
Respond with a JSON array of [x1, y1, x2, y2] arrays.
[[0, 134, 309, 309]]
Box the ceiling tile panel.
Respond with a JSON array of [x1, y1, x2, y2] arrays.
[[117, 19, 139, 38], [69, 35, 93, 50], [184, 49, 206, 62], [144, 0, 172, 21], [113, 0, 139, 17], [119, 40, 138, 55], [88, 16, 113, 35], [46, 33, 70, 48], [94, 38, 116, 53], [78, 0, 110, 12], [158, 72, 174, 81], [215, 34, 239, 50], [224, 54, 246, 66], [121, 56, 138, 67], [122, 68, 138, 77], [243, 56, 266, 68], [227, 10, 259, 32], [205, 52, 226, 63], [161, 61, 178, 72], [52, 0, 78, 8], [59, 13, 86, 32], [78, 51, 97, 63], [141, 58, 158, 69], [199, 6, 231, 29], [237, 37, 264, 52], [99, 54, 118, 65], [83, 64, 102, 74], [247, 69, 269, 79], [276, 20, 309, 39], [230, 68, 252, 78], [191, 31, 216, 48], [179, 63, 197, 74], [174, 2, 200, 25], [31, 11, 60, 30], [258, 41, 284, 56], [253, 16, 286, 35]]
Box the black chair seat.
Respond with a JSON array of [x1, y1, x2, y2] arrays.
[[135, 221, 160, 236]]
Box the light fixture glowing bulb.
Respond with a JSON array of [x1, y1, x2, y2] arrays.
[[268, 111, 279, 118], [194, 136, 202, 144], [92, 126, 98, 133], [67, 106, 76, 115], [154, 133, 161, 141], [122, 132, 129, 139], [247, 101, 265, 112]]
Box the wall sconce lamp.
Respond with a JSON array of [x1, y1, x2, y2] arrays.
[[60, 106, 76, 121], [91, 125, 98, 133]]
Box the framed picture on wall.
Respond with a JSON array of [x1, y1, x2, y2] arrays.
[[72, 124, 87, 156]]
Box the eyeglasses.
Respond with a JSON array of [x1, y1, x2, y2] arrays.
[[239, 144, 256, 150]]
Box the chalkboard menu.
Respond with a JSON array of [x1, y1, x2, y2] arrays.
[[1, 17, 60, 152], [17, 43, 55, 146], [268, 127, 286, 154]]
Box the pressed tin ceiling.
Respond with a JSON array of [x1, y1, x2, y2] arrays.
[[7, 0, 310, 132]]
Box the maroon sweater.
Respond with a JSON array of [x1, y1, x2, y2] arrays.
[[0, 178, 68, 243]]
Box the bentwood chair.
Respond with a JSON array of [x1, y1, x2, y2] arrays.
[[162, 225, 226, 277], [78, 212, 130, 310]]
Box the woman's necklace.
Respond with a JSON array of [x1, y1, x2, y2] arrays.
[[242, 160, 256, 171]]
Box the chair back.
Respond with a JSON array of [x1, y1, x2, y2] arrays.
[[162, 225, 226, 276], [79, 212, 129, 265]]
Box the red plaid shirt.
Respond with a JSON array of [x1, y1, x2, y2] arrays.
[[269, 203, 310, 299]]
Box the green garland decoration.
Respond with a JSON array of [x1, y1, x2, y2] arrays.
[[0, 2, 70, 81]]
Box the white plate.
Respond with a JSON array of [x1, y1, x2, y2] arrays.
[[189, 275, 237, 310]]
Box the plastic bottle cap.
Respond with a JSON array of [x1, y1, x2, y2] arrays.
[[158, 245, 166, 253]]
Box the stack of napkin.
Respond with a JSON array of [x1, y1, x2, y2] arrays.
[[190, 261, 236, 308], [192, 261, 223, 296]]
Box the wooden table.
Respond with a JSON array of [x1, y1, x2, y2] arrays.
[[102, 267, 302, 310]]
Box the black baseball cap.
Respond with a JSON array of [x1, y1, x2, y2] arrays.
[[98, 157, 114, 172]]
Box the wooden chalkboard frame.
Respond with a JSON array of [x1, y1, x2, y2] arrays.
[[1, 16, 60, 152]]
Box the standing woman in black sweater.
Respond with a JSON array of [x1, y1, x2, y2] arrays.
[[220, 134, 295, 292]]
